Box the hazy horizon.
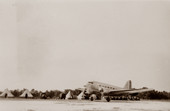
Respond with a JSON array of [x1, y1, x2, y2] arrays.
[[0, 0, 170, 92]]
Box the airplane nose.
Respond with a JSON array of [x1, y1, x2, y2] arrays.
[[84, 89, 90, 94]]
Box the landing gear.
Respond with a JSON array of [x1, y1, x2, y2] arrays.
[[90, 96, 94, 101], [106, 96, 111, 102]]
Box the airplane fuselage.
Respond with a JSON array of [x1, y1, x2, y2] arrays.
[[82, 80, 154, 102]]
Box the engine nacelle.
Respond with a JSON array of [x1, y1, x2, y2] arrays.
[[89, 94, 97, 101]]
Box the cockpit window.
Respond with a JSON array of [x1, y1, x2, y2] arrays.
[[88, 82, 93, 84]]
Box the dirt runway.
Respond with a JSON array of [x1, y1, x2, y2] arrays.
[[0, 99, 170, 111]]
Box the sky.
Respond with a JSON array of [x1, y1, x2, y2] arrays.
[[0, 0, 170, 92]]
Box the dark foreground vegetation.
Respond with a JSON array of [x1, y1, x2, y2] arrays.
[[0, 89, 170, 100], [138, 90, 170, 100]]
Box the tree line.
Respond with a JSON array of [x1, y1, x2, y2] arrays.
[[0, 88, 82, 99]]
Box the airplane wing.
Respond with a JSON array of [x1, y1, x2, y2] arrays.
[[76, 88, 85, 91], [125, 88, 154, 94], [104, 88, 154, 95], [104, 89, 129, 93]]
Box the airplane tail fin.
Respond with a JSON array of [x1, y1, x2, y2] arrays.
[[124, 80, 132, 89]]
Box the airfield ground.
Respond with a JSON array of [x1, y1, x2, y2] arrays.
[[0, 99, 170, 111]]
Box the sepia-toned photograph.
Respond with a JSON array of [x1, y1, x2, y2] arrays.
[[0, 0, 170, 111]]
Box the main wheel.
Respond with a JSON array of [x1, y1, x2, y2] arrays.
[[106, 97, 111, 102], [90, 97, 94, 101]]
